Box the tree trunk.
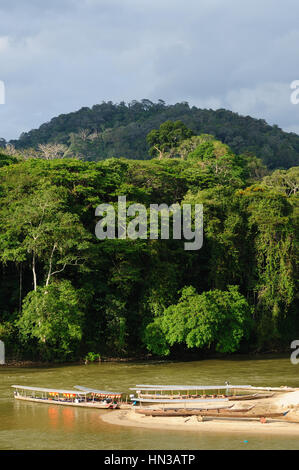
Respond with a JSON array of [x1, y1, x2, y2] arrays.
[[32, 253, 37, 291], [18, 263, 23, 312]]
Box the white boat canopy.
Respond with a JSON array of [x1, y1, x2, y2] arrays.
[[74, 385, 123, 396], [11, 385, 89, 395], [133, 397, 229, 403], [130, 385, 252, 391]]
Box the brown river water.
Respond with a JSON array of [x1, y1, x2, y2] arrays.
[[1, 356, 299, 450]]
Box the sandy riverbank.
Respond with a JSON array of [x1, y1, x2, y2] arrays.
[[100, 393, 299, 436]]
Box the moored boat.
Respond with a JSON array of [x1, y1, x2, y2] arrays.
[[227, 393, 275, 401], [130, 384, 271, 403], [135, 405, 255, 417], [12, 385, 128, 409], [135, 406, 288, 420], [135, 392, 274, 401]]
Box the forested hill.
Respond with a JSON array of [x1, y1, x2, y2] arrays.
[[4, 100, 299, 170]]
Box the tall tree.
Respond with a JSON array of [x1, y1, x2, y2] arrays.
[[147, 121, 194, 159]]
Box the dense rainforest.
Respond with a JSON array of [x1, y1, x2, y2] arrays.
[[1, 100, 299, 170], [0, 118, 298, 363]]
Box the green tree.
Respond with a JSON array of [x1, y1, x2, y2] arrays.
[[146, 121, 194, 159], [17, 280, 83, 361], [144, 286, 253, 355], [239, 184, 298, 348], [0, 178, 90, 292]]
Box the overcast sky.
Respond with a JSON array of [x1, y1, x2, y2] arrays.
[[0, 0, 299, 140]]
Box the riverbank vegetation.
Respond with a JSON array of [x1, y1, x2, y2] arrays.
[[0, 119, 298, 362]]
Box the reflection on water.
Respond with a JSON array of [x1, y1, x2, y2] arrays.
[[1, 356, 299, 450], [61, 407, 75, 430], [48, 407, 59, 429]]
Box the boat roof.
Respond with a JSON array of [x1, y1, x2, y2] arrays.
[[74, 385, 123, 396], [133, 397, 229, 403], [131, 384, 252, 391], [11, 385, 90, 395]]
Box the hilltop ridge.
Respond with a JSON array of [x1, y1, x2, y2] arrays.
[[2, 100, 299, 169]]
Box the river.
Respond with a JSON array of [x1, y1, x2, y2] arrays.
[[1, 356, 299, 450]]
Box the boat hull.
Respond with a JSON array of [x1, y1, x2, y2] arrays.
[[227, 393, 275, 401]]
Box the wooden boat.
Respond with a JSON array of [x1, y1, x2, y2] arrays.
[[136, 407, 288, 420], [163, 404, 236, 411], [131, 385, 275, 403], [135, 384, 297, 392], [178, 409, 287, 419], [12, 385, 126, 409], [137, 392, 274, 401], [131, 384, 274, 403], [137, 393, 228, 400], [229, 386, 297, 393], [135, 405, 255, 417], [133, 397, 229, 404], [134, 384, 252, 390], [227, 393, 275, 401], [131, 384, 252, 398]]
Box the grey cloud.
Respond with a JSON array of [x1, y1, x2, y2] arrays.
[[0, 0, 299, 140]]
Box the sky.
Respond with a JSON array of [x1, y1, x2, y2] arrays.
[[0, 0, 299, 140]]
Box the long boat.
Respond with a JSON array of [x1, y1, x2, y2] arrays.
[[134, 384, 295, 391], [130, 384, 273, 403], [228, 393, 275, 401], [135, 405, 255, 417], [132, 384, 252, 392], [135, 407, 288, 420], [73, 385, 132, 408], [132, 397, 229, 404], [135, 392, 274, 401], [12, 385, 129, 409]]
